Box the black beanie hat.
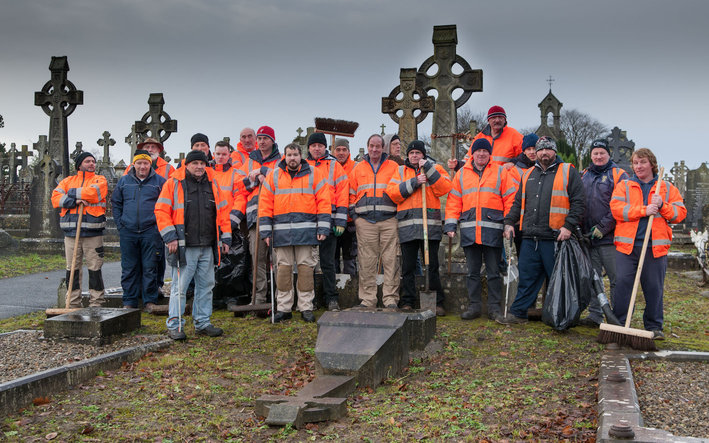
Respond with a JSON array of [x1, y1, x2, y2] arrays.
[[185, 150, 208, 165], [591, 139, 610, 155], [75, 152, 96, 171], [471, 138, 493, 154], [406, 140, 427, 156], [307, 132, 327, 147], [190, 133, 209, 148]]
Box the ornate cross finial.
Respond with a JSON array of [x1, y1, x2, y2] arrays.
[[97, 131, 116, 164], [134, 93, 178, 143], [380, 124, 386, 135], [546, 75, 555, 91], [296, 127, 304, 138], [174, 152, 186, 165]]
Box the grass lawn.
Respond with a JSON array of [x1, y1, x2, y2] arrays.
[[0, 251, 121, 279], [1, 267, 707, 441]]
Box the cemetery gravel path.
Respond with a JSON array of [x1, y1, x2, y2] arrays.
[[0, 261, 122, 319]]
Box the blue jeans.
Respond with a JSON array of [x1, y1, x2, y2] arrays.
[[120, 227, 161, 307], [509, 238, 556, 319], [167, 246, 215, 331]]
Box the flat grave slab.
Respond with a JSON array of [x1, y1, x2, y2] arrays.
[[44, 307, 140, 344]]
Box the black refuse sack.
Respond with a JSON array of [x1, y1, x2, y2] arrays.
[[214, 230, 252, 306], [542, 237, 594, 330]]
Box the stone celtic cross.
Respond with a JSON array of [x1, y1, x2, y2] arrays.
[[134, 93, 178, 146], [608, 126, 635, 174], [34, 56, 84, 178], [125, 124, 140, 159], [382, 68, 434, 147], [416, 25, 482, 162], [97, 131, 115, 165], [70, 142, 83, 162], [29, 135, 62, 238]]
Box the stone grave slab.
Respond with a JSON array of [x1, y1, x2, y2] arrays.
[[44, 307, 140, 344]]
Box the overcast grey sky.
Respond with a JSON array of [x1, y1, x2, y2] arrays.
[[1, 0, 708, 170]]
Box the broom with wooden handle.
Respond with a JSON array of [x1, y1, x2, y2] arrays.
[[46, 203, 85, 317], [597, 167, 665, 351]]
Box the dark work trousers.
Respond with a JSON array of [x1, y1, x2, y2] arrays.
[[120, 227, 161, 307], [613, 244, 667, 331], [335, 228, 357, 275], [463, 244, 503, 315], [319, 233, 338, 304], [156, 238, 166, 291], [400, 239, 444, 307], [509, 238, 556, 319], [586, 244, 617, 323]]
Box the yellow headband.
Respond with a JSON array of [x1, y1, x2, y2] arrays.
[[133, 153, 152, 164]]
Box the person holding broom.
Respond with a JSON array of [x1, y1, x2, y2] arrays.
[[609, 148, 685, 340]]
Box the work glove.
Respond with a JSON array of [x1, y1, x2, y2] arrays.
[[333, 226, 345, 237], [590, 225, 603, 240]]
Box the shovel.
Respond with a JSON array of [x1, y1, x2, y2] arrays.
[[419, 182, 437, 313]]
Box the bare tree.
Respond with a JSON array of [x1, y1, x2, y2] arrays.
[[560, 109, 607, 169], [457, 107, 487, 134], [0, 114, 4, 128]]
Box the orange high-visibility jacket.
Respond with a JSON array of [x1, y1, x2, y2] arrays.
[[519, 162, 572, 230], [232, 147, 282, 229], [213, 162, 245, 209], [349, 153, 398, 223], [610, 177, 686, 258], [467, 126, 523, 166], [307, 153, 349, 229], [230, 142, 253, 168], [154, 167, 232, 266], [51, 171, 108, 237], [339, 157, 357, 176], [123, 156, 175, 180], [444, 161, 514, 248], [258, 159, 332, 247], [386, 160, 452, 243]]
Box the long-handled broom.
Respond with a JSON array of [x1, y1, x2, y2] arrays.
[[597, 167, 665, 351], [314, 118, 359, 150]]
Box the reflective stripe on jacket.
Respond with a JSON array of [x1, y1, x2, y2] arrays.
[[213, 162, 245, 210], [444, 161, 514, 248], [234, 147, 282, 229], [610, 177, 686, 258], [467, 125, 523, 166], [51, 171, 108, 237], [307, 153, 349, 229], [349, 153, 398, 223], [258, 159, 332, 247], [154, 167, 232, 266], [520, 162, 571, 230], [386, 160, 452, 242], [230, 142, 252, 168]]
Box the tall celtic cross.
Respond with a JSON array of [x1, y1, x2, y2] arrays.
[[134, 93, 178, 148], [34, 56, 84, 178], [382, 68, 434, 147], [416, 25, 482, 162]]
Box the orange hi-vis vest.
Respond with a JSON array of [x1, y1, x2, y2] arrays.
[[519, 162, 571, 230], [307, 154, 349, 229], [213, 162, 245, 209], [230, 142, 254, 168], [444, 161, 514, 248], [51, 171, 108, 237], [233, 148, 281, 229], [610, 178, 686, 258], [154, 167, 232, 266], [386, 160, 452, 243], [349, 154, 398, 223], [468, 126, 523, 166]]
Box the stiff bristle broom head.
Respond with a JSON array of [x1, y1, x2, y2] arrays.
[[597, 323, 657, 351], [314, 118, 359, 137]]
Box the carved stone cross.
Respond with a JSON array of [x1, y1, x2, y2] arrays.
[[380, 123, 386, 135], [7, 143, 19, 184], [97, 131, 115, 165], [608, 126, 635, 174], [34, 56, 84, 178], [134, 93, 178, 144], [125, 124, 140, 159], [671, 160, 689, 196], [20, 145, 33, 168], [70, 142, 83, 162], [29, 135, 62, 238], [382, 68, 434, 147], [173, 152, 186, 166], [416, 25, 482, 162]]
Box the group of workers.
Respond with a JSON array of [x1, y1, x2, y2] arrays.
[[51, 105, 686, 342]]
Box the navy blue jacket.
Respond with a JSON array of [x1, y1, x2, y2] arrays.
[[581, 160, 628, 246], [112, 168, 167, 233]]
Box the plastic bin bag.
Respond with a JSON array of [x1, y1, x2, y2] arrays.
[[214, 230, 251, 306]]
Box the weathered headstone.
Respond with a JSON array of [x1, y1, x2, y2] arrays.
[[671, 160, 690, 197], [382, 68, 434, 147], [44, 307, 141, 344], [416, 25, 483, 162], [28, 135, 62, 239], [607, 126, 634, 174], [34, 56, 84, 178], [133, 93, 178, 158], [96, 131, 116, 181], [685, 163, 709, 231]]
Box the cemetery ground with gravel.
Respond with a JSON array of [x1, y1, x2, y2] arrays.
[[1, 268, 708, 442]]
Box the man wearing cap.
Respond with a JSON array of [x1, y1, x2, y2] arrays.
[[499, 136, 585, 324], [449, 105, 523, 171], [387, 140, 452, 315], [124, 137, 175, 180], [579, 139, 628, 327], [231, 127, 257, 167], [232, 125, 281, 305], [306, 133, 349, 311], [507, 133, 539, 256], [112, 150, 167, 312], [444, 139, 514, 321], [259, 143, 332, 322], [333, 138, 358, 275], [176, 133, 214, 170], [51, 152, 108, 307], [155, 150, 232, 340], [349, 134, 400, 309]]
